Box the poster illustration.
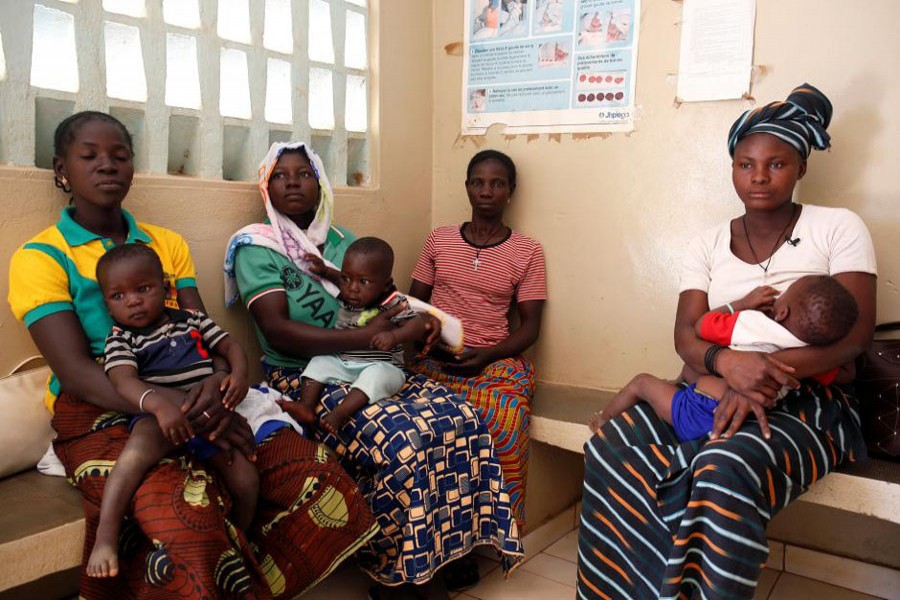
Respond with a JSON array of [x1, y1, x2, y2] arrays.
[[463, 0, 641, 134]]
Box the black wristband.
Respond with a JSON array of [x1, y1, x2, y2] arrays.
[[704, 344, 726, 376]]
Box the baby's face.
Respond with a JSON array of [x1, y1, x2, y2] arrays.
[[100, 258, 168, 329], [773, 280, 803, 316], [339, 252, 392, 309], [772, 276, 819, 326]]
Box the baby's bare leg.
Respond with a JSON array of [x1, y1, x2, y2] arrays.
[[589, 374, 679, 434], [209, 451, 259, 531], [695, 375, 727, 401], [88, 418, 172, 578], [289, 377, 323, 423], [277, 378, 320, 430], [322, 388, 370, 434], [680, 363, 702, 384]]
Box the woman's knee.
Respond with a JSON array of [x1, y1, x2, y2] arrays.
[[692, 440, 767, 494]]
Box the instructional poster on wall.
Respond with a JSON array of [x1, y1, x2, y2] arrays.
[[463, 0, 641, 135]]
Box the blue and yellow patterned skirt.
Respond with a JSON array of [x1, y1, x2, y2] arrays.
[[265, 366, 525, 585]]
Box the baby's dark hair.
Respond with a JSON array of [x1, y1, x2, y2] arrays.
[[95, 243, 163, 289], [466, 149, 517, 188], [54, 111, 134, 157], [345, 237, 394, 278], [793, 276, 858, 346]]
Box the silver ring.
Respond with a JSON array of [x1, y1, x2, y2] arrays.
[[203, 410, 212, 420]]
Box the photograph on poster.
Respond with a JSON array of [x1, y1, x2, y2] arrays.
[[578, 9, 633, 47], [534, 0, 564, 32], [469, 88, 488, 112], [471, 0, 530, 40], [538, 41, 571, 67]]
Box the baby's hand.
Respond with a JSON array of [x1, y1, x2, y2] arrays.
[[304, 253, 328, 276], [371, 331, 397, 351], [153, 400, 194, 445], [734, 285, 778, 312], [220, 373, 249, 410]]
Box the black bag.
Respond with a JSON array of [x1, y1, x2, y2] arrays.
[[854, 322, 900, 458]]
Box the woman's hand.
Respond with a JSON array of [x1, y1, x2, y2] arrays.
[[716, 350, 798, 406], [444, 347, 496, 376], [210, 413, 257, 464], [711, 388, 771, 440], [362, 303, 404, 335], [365, 305, 442, 354], [420, 314, 443, 355], [182, 371, 230, 439]]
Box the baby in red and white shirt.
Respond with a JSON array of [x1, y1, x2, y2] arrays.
[[590, 275, 858, 442]]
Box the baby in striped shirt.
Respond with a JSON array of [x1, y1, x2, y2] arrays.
[[292, 237, 428, 435], [88, 243, 257, 579]]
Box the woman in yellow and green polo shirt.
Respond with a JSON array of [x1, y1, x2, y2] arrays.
[[8, 112, 377, 599]]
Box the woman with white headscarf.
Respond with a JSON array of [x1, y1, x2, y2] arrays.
[[225, 143, 524, 598]]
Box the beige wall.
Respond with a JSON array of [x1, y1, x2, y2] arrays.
[[433, 0, 900, 390], [0, 1, 434, 375]]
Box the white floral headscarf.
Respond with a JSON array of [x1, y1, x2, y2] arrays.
[[224, 142, 340, 306]]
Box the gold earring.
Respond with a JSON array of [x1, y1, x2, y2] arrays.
[[55, 175, 71, 193]]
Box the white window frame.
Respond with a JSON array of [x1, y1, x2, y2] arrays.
[[0, 0, 374, 186]]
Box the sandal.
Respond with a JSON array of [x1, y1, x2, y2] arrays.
[[442, 555, 480, 592]]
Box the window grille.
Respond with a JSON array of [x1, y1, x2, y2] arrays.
[[0, 0, 372, 186]]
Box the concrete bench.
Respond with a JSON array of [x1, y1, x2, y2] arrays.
[[529, 381, 900, 525], [0, 470, 82, 597]]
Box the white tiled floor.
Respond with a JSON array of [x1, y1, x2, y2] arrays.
[[301, 527, 890, 599]]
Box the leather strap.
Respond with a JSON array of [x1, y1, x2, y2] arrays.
[[7, 356, 46, 377]]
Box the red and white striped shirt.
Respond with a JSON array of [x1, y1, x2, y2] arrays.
[[411, 225, 547, 348]]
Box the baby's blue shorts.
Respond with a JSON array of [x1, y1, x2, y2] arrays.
[[671, 384, 718, 442]]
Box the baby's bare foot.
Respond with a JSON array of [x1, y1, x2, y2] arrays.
[[322, 410, 350, 435], [86, 542, 119, 578], [588, 411, 609, 435], [276, 399, 317, 423]]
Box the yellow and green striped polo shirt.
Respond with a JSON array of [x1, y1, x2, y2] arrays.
[[8, 207, 197, 411]]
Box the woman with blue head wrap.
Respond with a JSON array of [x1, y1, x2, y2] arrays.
[[577, 85, 877, 599]]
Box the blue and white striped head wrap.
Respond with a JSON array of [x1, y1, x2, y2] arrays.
[[727, 83, 833, 158]]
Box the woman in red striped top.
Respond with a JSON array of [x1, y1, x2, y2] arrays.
[[410, 150, 547, 545]]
